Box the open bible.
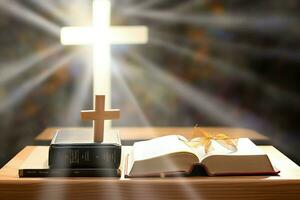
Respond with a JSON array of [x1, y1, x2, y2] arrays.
[[125, 135, 279, 177]]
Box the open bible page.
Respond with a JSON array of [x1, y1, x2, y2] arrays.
[[193, 138, 264, 162], [132, 135, 197, 161]]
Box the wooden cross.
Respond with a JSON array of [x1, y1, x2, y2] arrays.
[[81, 95, 120, 142], [61, 0, 147, 129]]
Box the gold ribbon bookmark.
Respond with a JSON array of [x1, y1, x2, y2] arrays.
[[181, 127, 238, 154]]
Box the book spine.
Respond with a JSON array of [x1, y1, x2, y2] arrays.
[[19, 169, 120, 177], [48, 146, 121, 169]]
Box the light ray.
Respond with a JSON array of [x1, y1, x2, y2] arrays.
[[29, 0, 70, 25], [113, 60, 163, 184], [0, 51, 80, 113], [29, 0, 91, 26], [128, 50, 273, 128], [113, 58, 204, 200], [64, 51, 93, 125], [0, 43, 63, 84], [113, 56, 173, 117], [112, 59, 152, 127], [0, 0, 61, 37], [123, 9, 296, 31], [152, 30, 300, 62], [149, 36, 300, 104], [172, 0, 206, 12], [122, 0, 162, 14], [149, 36, 257, 82]]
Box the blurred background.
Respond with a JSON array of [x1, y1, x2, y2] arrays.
[[0, 0, 300, 167]]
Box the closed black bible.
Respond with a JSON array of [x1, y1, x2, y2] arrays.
[[49, 129, 121, 169]]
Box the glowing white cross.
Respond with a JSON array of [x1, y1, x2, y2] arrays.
[[60, 0, 148, 129]]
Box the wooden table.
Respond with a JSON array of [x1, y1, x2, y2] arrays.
[[35, 126, 270, 145], [0, 127, 299, 199], [0, 145, 299, 200]]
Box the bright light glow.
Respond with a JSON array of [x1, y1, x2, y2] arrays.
[[60, 0, 148, 129], [61, 27, 94, 44]]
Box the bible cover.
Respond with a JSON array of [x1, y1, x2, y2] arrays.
[[19, 146, 120, 177], [49, 129, 121, 169]]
